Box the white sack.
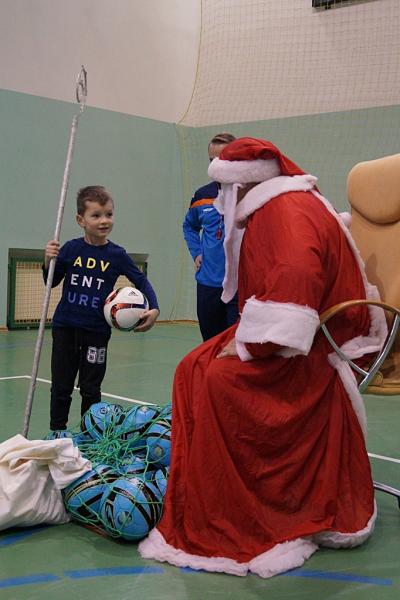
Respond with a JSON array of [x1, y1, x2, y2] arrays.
[[0, 434, 92, 531]]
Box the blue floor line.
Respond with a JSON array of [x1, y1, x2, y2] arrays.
[[282, 568, 392, 586], [64, 566, 164, 578], [181, 566, 393, 586], [0, 573, 60, 589], [0, 526, 49, 547], [0, 565, 393, 589]]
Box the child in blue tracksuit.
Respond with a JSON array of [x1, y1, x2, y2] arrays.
[[44, 185, 159, 431], [183, 133, 238, 341]]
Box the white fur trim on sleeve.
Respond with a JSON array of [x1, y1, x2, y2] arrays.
[[236, 340, 254, 362], [236, 298, 320, 358]]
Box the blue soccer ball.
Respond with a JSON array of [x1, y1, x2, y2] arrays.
[[81, 402, 124, 440], [159, 404, 172, 423], [100, 477, 163, 540], [155, 467, 169, 496], [134, 405, 161, 433], [63, 464, 119, 522], [116, 405, 160, 450], [146, 419, 171, 467], [119, 455, 148, 478], [71, 430, 92, 447], [147, 467, 169, 497]]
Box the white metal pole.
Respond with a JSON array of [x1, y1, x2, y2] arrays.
[[22, 67, 87, 437]]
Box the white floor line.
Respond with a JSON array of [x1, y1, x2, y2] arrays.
[[0, 374, 154, 406], [98, 391, 156, 406], [1, 378, 398, 457], [368, 452, 400, 465]]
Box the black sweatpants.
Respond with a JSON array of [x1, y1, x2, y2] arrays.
[[196, 283, 239, 341], [50, 326, 111, 430]]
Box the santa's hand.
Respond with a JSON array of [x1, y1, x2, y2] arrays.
[[216, 338, 238, 358], [134, 309, 159, 332]]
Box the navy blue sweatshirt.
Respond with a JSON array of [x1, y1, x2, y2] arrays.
[[43, 238, 159, 333]]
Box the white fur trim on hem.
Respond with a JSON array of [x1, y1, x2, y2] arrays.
[[248, 538, 318, 578], [329, 356, 368, 438], [311, 190, 386, 328], [314, 502, 377, 548], [208, 157, 280, 184], [236, 298, 320, 358], [138, 528, 318, 579], [324, 283, 387, 439], [327, 307, 387, 440], [138, 528, 248, 576], [308, 190, 387, 436]]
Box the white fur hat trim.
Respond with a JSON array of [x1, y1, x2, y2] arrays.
[[208, 157, 281, 183]]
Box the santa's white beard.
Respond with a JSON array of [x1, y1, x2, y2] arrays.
[[214, 183, 245, 303]]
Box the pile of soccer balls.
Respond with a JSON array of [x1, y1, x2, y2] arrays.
[[46, 401, 171, 541]]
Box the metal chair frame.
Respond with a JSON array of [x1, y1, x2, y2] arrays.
[[320, 299, 400, 508]]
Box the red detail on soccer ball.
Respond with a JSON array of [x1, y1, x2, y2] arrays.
[[106, 289, 119, 304], [104, 287, 149, 331]]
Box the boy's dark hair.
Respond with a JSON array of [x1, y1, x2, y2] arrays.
[[77, 186, 114, 216], [209, 132, 236, 147]]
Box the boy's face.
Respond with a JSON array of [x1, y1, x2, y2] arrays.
[[76, 199, 114, 244]]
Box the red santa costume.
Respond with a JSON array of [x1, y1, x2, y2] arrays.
[[139, 138, 387, 578]]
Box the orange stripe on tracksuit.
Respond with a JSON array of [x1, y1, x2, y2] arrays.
[[190, 198, 215, 209]]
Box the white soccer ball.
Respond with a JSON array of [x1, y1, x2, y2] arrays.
[[103, 287, 149, 331]]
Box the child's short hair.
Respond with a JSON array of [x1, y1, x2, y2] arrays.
[[209, 132, 236, 147], [77, 186, 114, 216]]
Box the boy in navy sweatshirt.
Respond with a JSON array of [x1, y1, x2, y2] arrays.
[[44, 185, 159, 431]]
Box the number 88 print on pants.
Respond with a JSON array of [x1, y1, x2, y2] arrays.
[[50, 326, 111, 430], [86, 346, 107, 364]]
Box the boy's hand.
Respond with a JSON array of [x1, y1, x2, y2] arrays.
[[44, 240, 60, 269], [194, 255, 202, 271], [134, 308, 160, 333]]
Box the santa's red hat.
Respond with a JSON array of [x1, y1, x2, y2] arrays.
[[208, 137, 305, 183]]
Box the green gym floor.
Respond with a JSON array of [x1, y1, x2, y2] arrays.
[[0, 324, 399, 600]]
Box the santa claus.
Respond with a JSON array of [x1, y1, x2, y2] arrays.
[[139, 138, 387, 578]]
